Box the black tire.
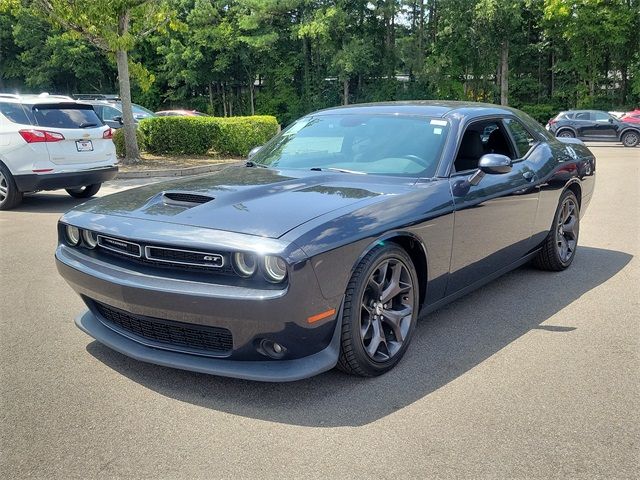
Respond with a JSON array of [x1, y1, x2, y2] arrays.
[[621, 130, 639, 147], [65, 183, 101, 198], [533, 190, 580, 271], [557, 129, 575, 139], [0, 163, 23, 210], [337, 244, 419, 377]]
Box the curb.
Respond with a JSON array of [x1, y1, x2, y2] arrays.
[[115, 162, 238, 179]]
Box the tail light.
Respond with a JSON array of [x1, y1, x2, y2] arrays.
[[103, 127, 113, 140], [19, 129, 65, 143], [548, 118, 557, 125]]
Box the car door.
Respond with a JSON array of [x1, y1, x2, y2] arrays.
[[446, 117, 540, 295], [572, 111, 596, 139], [100, 105, 124, 129], [586, 111, 619, 139]]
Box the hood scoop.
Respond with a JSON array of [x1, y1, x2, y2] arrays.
[[162, 191, 214, 207]]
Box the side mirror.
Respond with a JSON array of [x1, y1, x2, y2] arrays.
[[608, 118, 614, 123], [113, 115, 124, 125], [247, 145, 263, 159], [478, 154, 512, 175]]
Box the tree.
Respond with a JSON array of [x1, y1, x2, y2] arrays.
[[36, 0, 176, 163]]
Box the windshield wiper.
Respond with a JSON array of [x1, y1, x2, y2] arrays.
[[78, 122, 98, 128], [310, 167, 367, 175], [245, 161, 268, 168]]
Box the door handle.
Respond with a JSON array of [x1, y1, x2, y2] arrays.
[[522, 171, 535, 182]]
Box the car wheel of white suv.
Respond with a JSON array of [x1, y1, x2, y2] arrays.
[[65, 183, 101, 199], [0, 163, 23, 210]]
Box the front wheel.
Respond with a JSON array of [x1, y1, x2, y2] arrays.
[[621, 131, 639, 147], [66, 183, 101, 198], [533, 190, 580, 271], [337, 245, 419, 377], [557, 130, 575, 139]]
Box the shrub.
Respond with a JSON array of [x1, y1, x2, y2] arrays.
[[137, 115, 279, 156], [518, 104, 559, 124], [112, 127, 145, 158], [210, 116, 280, 156]]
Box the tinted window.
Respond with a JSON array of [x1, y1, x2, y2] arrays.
[[0, 102, 34, 125], [504, 118, 535, 157], [33, 104, 103, 128], [574, 112, 590, 120], [594, 111, 612, 123], [252, 114, 450, 177]]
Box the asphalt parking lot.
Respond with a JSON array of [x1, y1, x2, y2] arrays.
[[1, 144, 638, 479]]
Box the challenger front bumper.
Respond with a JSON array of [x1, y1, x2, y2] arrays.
[[56, 243, 342, 381]]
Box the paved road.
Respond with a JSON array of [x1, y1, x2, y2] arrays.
[[1, 145, 638, 479]]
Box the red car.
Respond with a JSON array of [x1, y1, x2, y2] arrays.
[[155, 110, 209, 117], [620, 109, 640, 124]]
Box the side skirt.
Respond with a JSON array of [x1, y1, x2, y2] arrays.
[[420, 249, 541, 317]]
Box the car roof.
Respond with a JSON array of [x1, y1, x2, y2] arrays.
[[0, 93, 78, 105], [312, 100, 521, 119]]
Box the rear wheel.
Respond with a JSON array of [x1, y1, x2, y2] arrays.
[[337, 245, 419, 377], [0, 163, 23, 210], [66, 183, 101, 198], [621, 131, 639, 147], [534, 190, 580, 271], [557, 130, 575, 138]]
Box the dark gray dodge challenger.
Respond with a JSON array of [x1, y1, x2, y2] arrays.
[[56, 101, 596, 381]]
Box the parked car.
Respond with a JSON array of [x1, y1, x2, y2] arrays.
[[0, 93, 117, 210], [620, 109, 640, 124], [546, 109, 640, 147], [156, 109, 209, 117], [79, 99, 156, 129], [56, 101, 595, 381]]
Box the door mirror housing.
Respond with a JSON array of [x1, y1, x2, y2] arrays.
[[112, 115, 124, 125], [478, 154, 512, 175], [247, 145, 263, 159]]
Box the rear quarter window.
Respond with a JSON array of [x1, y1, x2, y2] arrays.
[[0, 102, 34, 126], [32, 104, 103, 129]]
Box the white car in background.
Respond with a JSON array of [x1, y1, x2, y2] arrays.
[[0, 93, 118, 210]]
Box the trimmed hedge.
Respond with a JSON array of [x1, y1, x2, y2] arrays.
[[137, 115, 279, 156], [518, 104, 559, 124]]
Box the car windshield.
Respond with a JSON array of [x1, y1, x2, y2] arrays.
[[251, 114, 450, 177]]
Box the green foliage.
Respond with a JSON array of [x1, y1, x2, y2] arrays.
[[518, 104, 559, 124], [138, 115, 279, 156], [3, 0, 639, 121]]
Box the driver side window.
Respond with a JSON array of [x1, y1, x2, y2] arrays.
[[102, 106, 122, 121], [453, 119, 515, 173]]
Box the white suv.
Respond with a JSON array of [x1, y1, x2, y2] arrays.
[[0, 93, 118, 210]]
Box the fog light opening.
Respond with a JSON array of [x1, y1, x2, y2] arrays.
[[259, 339, 287, 359]]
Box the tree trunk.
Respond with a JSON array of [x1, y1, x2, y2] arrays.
[[343, 78, 349, 105], [249, 78, 255, 115], [115, 10, 139, 164], [221, 83, 227, 117], [208, 82, 214, 114], [500, 40, 509, 106]]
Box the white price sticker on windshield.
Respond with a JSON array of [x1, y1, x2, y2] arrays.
[[430, 119, 447, 126]]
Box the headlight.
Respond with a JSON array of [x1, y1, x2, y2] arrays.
[[263, 255, 287, 283], [233, 252, 257, 277], [65, 225, 80, 246], [82, 230, 98, 249]]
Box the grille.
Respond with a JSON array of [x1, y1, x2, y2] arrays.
[[94, 301, 233, 355], [97, 235, 141, 257], [145, 246, 224, 268], [163, 192, 214, 205]]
